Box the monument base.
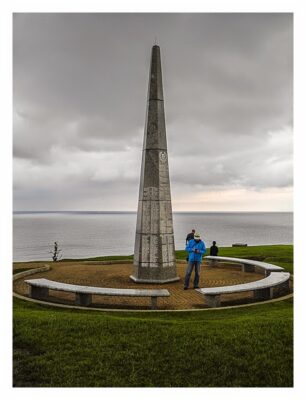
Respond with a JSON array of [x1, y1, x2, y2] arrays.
[[130, 275, 180, 284]]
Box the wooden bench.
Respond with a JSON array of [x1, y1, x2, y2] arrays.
[[204, 256, 284, 276], [25, 278, 170, 310], [196, 272, 290, 307]]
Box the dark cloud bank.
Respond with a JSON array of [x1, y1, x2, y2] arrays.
[[13, 13, 293, 211]]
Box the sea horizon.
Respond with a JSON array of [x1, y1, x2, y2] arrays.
[[13, 211, 293, 262]]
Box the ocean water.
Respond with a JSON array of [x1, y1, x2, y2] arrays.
[[13, 211, 293, 262]]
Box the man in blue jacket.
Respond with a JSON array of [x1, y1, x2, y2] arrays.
[[184, 232, 206, 290]]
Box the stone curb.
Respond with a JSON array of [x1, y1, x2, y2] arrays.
[[12, 291, 293, 313], [13, 265, 293, 313], [13, 264, 51, 281]]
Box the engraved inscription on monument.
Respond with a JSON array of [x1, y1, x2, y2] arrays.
[[159, 151, 167, 162]]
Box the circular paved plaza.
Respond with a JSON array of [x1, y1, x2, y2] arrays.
[[13, 261, 292, 310]]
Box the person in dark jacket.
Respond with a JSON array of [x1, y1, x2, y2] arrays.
[[184, 232, 206, 289], [209, 241, 219, 267], [210, 241, 219, 256], [186, 229, 195, 245]]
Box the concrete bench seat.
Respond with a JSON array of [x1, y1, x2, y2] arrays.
[[25, 278, 170, 309], [196, 271, 290, 307], [204, 256, 284, 275]]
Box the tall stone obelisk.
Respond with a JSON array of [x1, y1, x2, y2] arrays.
[[130, 45, 179, 283]]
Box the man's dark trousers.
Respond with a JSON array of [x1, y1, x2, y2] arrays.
[[184, 261, 201, 288]]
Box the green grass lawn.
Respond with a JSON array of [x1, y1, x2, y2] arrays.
[[13, 245, 293, 387]]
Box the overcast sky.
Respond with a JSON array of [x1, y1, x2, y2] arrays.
[[13, 13, 293, 211]]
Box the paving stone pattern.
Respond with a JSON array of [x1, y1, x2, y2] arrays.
[[12, 261, 291, 310]]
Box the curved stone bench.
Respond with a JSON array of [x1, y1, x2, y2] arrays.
[[204, 256, 284, 276], [196, 271, 290, 307], [25, 278, 170, 310]]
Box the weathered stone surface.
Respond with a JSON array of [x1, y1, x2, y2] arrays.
[[197, 271, 290, 307], [25, 278, 170, 297], [131, 45, 179, 283], [196, 272, 290, 295], [204, 256, 284, 275]]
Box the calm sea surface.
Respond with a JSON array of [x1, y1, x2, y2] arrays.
[[13, 212, 293, 262]]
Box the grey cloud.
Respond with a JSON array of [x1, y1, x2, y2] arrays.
[[13, 172, 139, 211], [13, 13, 293, 210]]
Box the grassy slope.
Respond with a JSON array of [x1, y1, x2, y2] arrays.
[[13, 298, 293, 388], [13, 245, 293, 387]]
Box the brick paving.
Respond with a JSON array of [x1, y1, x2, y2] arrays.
[[13, 260, 288, 310]]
